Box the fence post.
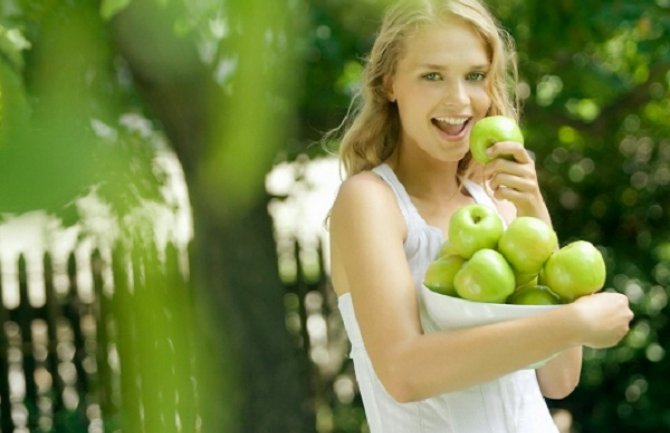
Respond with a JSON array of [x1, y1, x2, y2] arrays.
[[0, 240, 199, 433], [0, 257, 12, 432], [64, 252, 91, 427], [16, 255, 39, 431], [43, 252, 65, 422], [91, 249, 117, 430]]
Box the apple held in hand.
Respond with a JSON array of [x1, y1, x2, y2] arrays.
[[454, 249, 515, 303], [470, 116, 524, 164], [424, 255, 466, 297], [449, 204, 504, 259], [543, 240, 606, 301], [508, 285, 561, 306], [498, 216, 558, 275]]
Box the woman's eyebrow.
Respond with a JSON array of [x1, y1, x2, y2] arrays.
[[417, 63, 490, 70]]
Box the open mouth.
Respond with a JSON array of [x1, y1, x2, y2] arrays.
[[432, 116, 471, 138]]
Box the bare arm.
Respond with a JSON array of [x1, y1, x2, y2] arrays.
[[536, 292, 632, 398], [330, 173, 632, 402]]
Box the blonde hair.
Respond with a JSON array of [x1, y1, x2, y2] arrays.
[[327, 0, 520, 178]]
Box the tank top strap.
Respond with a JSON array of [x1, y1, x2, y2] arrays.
[[371, 164, 425, 229], [372, 165, 503, 231], [460, 178, 495, 208], [461, 178, 508, 227]]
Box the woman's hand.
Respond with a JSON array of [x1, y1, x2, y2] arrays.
[[483, 141, 550, 223], [569, 292, 634, 349]]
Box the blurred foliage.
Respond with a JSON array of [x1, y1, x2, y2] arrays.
[[0, 0, 166, 223], [0, 0, 311, 432], [296, 0, 670, 432]]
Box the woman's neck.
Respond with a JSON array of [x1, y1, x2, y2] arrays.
[[386, 153, 464, 205]]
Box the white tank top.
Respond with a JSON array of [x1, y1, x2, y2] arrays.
[[337, 163, 559, 433]]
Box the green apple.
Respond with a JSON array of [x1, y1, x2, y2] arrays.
[[514, 270, 539, 290], [470, 116, 524, 163], [498, 216, 558, 274], [508, 285, 562, 306], [537, 266, 548, 286], [437, 239, 458, 259], [423, 255, 466, 296], [543, 240, 606, 301], [449, 204, 504, 259], [454, 249, 515, 303]]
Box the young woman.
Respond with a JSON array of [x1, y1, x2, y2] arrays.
[[327, 1, 634, 432]]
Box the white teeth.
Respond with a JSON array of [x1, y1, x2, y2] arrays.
[[434, 117, 467, 125]]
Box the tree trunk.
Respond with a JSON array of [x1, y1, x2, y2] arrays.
[[189, 189, 315, 433], [110, 2, 315, 431]]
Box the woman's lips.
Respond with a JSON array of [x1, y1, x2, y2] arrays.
[[432, 117, 471, 140]]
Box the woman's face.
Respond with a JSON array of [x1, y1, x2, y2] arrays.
[[388, 17, 492, 163]]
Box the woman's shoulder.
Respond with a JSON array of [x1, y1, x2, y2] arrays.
[[331, 169, 404, 232], [335, 169, 391, 204]]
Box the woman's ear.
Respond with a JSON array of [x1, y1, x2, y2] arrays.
[[383, 74, 396, 103]]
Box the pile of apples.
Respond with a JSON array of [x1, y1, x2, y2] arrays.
[[423, 203, 607, 305], [424, 115, 607, 305]]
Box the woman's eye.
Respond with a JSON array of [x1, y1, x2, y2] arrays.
[[423, 72, 442, 81], [467, 71, 486, 81]]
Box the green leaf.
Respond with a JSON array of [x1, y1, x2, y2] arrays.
[[100, 0, 132, 21], [0, 24, 30, 72]]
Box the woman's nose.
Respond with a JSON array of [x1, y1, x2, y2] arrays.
[[441, 79, 469, 107]]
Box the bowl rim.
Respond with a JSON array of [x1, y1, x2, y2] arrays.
[[421, 284, 562, 312], [420, 284, 561, 369]]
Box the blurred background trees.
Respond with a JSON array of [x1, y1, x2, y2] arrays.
[[0, 0, 668, 432], [1, 0, 313, 432]]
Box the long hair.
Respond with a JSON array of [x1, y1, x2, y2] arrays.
[[326, 0, 520, 178]]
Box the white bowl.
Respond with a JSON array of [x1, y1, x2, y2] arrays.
[[420, 284, 560, 369]]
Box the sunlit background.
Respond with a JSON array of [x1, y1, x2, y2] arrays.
[[0, 0, 668, 432]]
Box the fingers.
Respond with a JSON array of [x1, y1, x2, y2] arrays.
[[574, 292, 634, 349], [484, 145, 542, 214], [491, 184, 532, 205], [605, 295, 633, 346], [484, 142, 537, 186], [488, 171, 536, 193], [487, 141, 531, 164]]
